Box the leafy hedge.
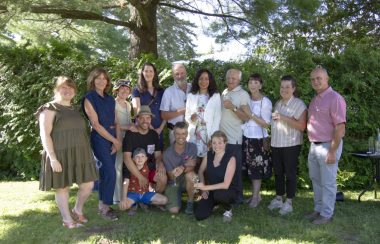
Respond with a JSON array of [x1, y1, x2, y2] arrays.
[[1, 40, 379, 190]]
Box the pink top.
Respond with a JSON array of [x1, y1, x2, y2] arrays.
[[307, 87, 346, 142]]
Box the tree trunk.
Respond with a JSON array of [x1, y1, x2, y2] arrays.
[[128, 3, 158, 59]]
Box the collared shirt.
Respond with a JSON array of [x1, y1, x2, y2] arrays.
[[220, 85, 250, 144], [163, 142, 197, 185], [160, 82, 191, 124], [271, 96, 307, 147], [82, 90, 116, 138], [307, 87, 346, 142], [128, 163, 149, 194]]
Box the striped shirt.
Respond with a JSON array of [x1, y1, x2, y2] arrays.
[[271, 96, 307, 147]]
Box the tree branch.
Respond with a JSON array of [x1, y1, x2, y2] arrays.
[[27, 6, 136, 29], [0, 5, 8, 14], [159, 2, 276, 37]]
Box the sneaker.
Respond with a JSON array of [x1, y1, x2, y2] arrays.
[[222, 210, 233, 222], [279, 201, 293, 215], [304, 211, 320, 221], [185, 201, 194, 215], [312, 216, 332, 225], [128, 205, 138, 216], [268, 197, 283, 210]]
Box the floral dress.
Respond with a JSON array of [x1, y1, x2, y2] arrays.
[[242, 98, 272, 180], [194, 94, 209, 157]]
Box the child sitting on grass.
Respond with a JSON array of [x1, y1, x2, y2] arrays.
[[119, 148, 168, 215]]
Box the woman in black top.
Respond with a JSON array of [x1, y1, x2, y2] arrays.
[[194, 131, 237, 222]]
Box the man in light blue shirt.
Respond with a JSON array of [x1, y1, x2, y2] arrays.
[[160, 63, 191, 144]]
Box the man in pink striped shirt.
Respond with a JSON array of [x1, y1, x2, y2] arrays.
[[305, 66, 346, 225]]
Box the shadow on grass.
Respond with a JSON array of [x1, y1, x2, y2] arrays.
[[1, 187, 380, 243]]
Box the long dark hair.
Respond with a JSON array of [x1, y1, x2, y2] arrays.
[[138, 62, 161, 93], [190, 68, 218, 97]]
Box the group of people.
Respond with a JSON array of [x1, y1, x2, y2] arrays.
[[36, 63, 346, 228]]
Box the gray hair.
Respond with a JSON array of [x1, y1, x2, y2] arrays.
[[226, 69, 242, 81]]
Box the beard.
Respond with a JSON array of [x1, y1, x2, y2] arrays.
[[175, 78, 187, 87]]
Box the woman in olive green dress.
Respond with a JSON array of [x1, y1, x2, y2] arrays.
[[36, 76, 98, 229]]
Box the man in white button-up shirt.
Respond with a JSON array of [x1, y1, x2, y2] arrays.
[[160, 63, 191, 144]]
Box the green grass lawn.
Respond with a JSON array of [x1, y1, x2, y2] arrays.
[[0, 181, 379, 244]]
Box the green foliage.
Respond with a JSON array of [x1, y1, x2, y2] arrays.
[[0, 40, 172, 180], [1, 39, 379, 190]]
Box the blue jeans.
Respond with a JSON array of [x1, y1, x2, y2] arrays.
[[308, 141, 343, 218], [92, 135, 116, 205]]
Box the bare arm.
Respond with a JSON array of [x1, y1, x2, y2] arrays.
[[326, 123, 345, 164], [123, 151, 148, 187], [196, 156, 236, 191], [154, 151, 166, 177], [155, 120, 167, 135], [119, 178, 131, 210], [84, 99, 120, 151], [273, 109, 307, 131], [39, 109, 62, 172], [131, 97, 140, 116], [198, 156, 207, 184], [240, 104, 269, 128], [114, 113, 122, 153], [161, 109, 185, 121], [224, 99, 250, 122]]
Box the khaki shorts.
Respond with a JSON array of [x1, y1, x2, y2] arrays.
[[165, 174, 185, 210]]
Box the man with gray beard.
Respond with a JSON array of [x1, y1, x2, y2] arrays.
[[160, 63, 192, 144]]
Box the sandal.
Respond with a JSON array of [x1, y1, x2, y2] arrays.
[[99, 207, 118, 221], [71, 208, 88, 223], [62, 221, 83, 229], [249, 195, 262, 208]]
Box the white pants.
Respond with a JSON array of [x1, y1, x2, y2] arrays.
[[308, 141, 343, 218]]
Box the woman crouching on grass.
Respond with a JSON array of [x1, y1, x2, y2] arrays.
[[194, 131, 238, 222], [36, 76, 98, 229]]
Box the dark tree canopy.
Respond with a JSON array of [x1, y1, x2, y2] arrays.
[[0, 0, 379, 59]]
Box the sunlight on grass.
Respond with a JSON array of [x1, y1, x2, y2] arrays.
[[239, 234, 315, 244], [1, 181, 379, 243]]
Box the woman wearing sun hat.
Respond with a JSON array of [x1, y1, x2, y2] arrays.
[[112, 79, 134, 203]]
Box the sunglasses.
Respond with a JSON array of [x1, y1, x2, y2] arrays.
[[116, 80, 131, 87]]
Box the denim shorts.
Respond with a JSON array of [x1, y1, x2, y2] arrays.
[[127, 192, 156, 205]]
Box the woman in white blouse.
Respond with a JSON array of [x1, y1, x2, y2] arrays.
[[185, 69, 221, 166], [241, 73, 272, 208]]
